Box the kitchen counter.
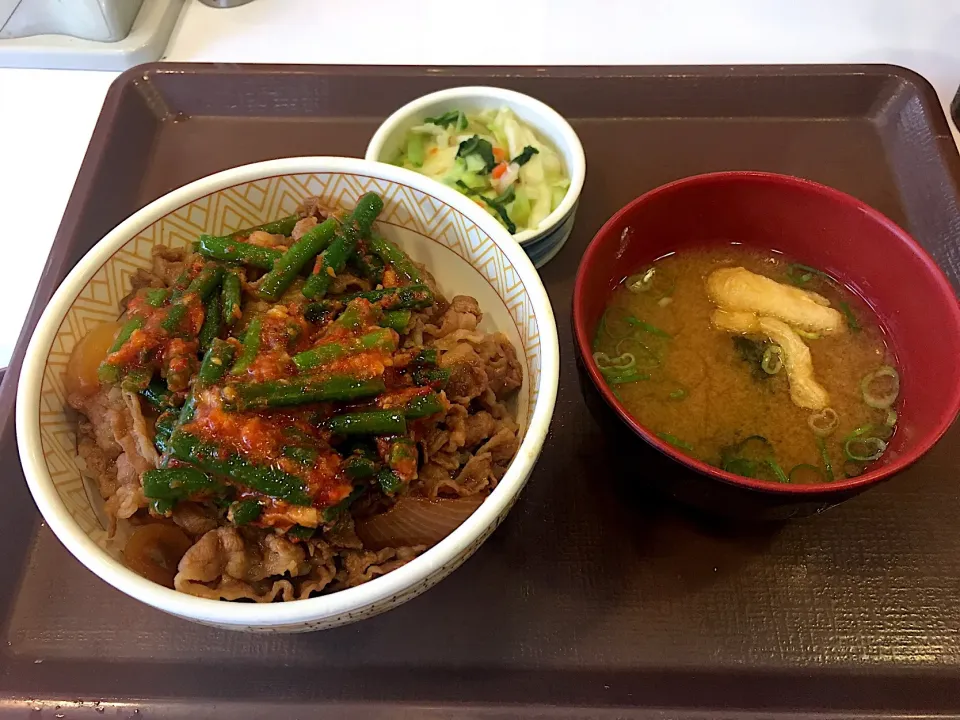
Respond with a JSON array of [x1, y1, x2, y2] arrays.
[[0, 0, 958, 367]]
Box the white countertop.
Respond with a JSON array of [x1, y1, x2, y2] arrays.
[[1, 0, 958, 367]]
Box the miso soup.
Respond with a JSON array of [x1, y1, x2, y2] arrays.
[[592, 246, 900, 483]]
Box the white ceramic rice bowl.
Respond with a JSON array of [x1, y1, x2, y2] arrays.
[[16, 157, 559, 632]]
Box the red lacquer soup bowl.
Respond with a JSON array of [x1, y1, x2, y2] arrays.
[[572, 171, 960, 517]]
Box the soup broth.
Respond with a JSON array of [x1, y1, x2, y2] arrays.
[[593, 246, 900, 484]]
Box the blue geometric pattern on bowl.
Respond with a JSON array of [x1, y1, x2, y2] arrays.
[[521, 201, 579, 268]]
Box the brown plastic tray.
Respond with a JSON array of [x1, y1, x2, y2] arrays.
[[3, 64, 960, 719]]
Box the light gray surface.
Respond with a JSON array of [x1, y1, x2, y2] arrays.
[[0, 0, 182, 69], [0, 0, 18, 31], [1, 0, 144, 41], [198, 0, 256, 6]]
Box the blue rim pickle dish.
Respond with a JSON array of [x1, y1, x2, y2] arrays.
[[365, 86, 586, 269]]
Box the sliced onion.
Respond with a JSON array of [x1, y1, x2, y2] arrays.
[[626, 267, 656, 293], [355, 495, 485, 550], [761, 345, 783, 375], [599, 307, 635, 340], [593, 351, 635, 371], [861, 365, 900, 409], [615, 337, 660, 369], [844, 436, 887, 462], [596, 349, 652, 385], [872, 422, 895, 441], [123, 523, 193, 588], [807, 408, 839, 437], [65, 320, 124, 398]]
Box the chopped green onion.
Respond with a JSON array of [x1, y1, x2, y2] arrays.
[[723, 450, 788, 483], [656, 432, 694, 453], [719, 435, 785, 480], [723, 458, 757, 477], [843, 422, 894, 445], [807, 408, 839, 437], [668, 388, 688, 401], [885, 409, 898, 427], [733, 435, 774, 461], [602, 369, 650, 385], [283, 445, 318, 465], [286, 525, 315, 541], [838, 301, 861, 332], [786, 263, 834, 287], [144, 288, 169, 307], [377, 469, 406, 496], [594, 350, 646, 385], [229, 499, 262, 526], [795, 328, 821, 341], [844, 436, 887, 462], [626, 317, 671, 338], [626, 267, 657, 293], [733, 337, 772, 381], [323, 484, 366, 522], [121, 367, 152, 392], [761, 345, 783, 375], [786, 263, 816, 285], [789, 464, 825, 483], [817, 437, 835, 481], [763, 458, 790, 484], [861, 365, 899, 409]]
